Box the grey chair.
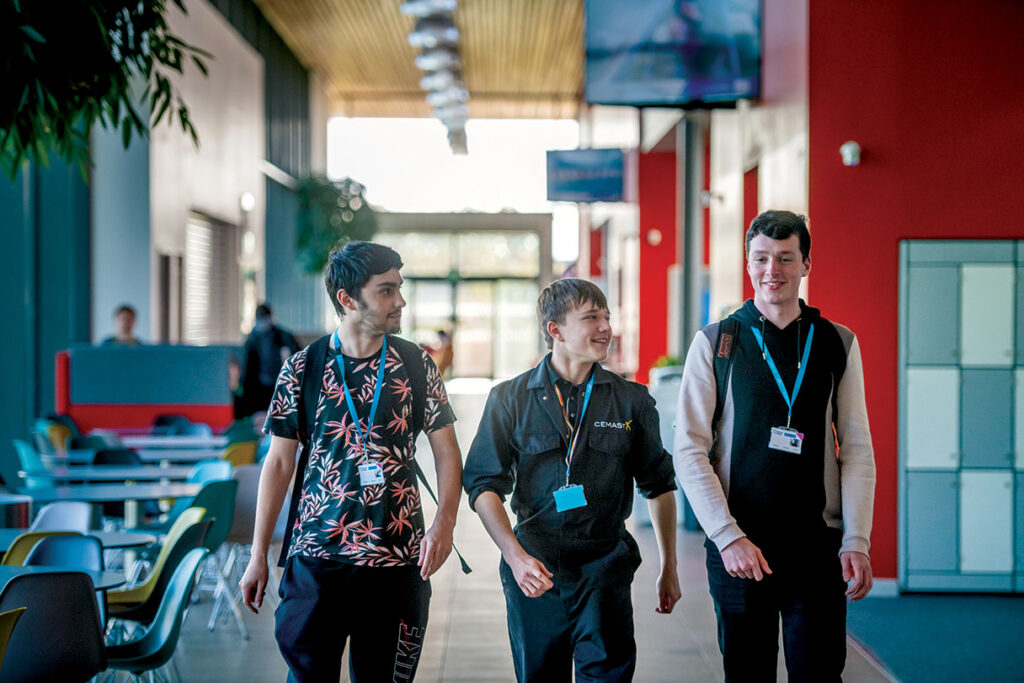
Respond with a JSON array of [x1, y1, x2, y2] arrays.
[[28, 501, 92, 532]]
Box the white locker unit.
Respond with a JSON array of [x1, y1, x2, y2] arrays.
[[899, 241, 1022, 593]]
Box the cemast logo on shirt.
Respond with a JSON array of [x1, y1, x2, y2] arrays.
[[594, 419, 632, 431]]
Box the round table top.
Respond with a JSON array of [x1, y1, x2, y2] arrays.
[[0, 564, 125, 591], [0, 529, 156, 552]]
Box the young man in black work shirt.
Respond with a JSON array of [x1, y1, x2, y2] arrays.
[[463, 278, 681, 682]]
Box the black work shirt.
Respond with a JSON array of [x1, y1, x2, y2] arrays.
[[463, 355, 676, 564]]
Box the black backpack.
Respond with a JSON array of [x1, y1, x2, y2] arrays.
[[278, 334, 470, 573], [712, 316, 740, 432]]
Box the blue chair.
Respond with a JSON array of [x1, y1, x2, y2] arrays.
[[0, 571, 106, 682], [151, 415, 191, 435], [11, 440, 49, 489], [28, 501, 92, 532], [24, 534, 106, 624], [105, 548, 209, 681]]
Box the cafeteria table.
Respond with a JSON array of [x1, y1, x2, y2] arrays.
[[0, 529, 156, 553], [20, 465, 195, 483], [134, 448, 224, 464], [21, 483, 201, 528], [120, 435, 227, 449]]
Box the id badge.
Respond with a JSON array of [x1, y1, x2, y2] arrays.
[[553, 484, 587, 512], [358, 462, 385, 486], [769, 426, 803, 454]]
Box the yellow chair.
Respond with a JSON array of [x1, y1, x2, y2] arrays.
[[222, 441, 257, 467], [0, 607, 27, 673], [47, 423, 72, 454], [107, 507, 206, 608], [1, 531, 81, 566]]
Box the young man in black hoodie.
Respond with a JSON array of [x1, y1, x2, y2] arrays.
[[674, 210, 876, 682]]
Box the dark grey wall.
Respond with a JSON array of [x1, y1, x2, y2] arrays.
[[0, 162, 90, 477]]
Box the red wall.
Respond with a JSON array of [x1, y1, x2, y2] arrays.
[[636, 151, 678, 384], [808, 0, 1024, 578]]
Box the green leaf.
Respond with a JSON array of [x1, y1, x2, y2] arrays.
[[19, 25, 46, 44], [191, 56, 208, 77]]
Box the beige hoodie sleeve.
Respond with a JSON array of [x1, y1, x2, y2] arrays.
[[673, 331, 745, 551]]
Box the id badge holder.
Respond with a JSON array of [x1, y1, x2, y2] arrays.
[[553, 484, 587, 512], [769, 426, 804, 454], [358, 462, 385, 486]]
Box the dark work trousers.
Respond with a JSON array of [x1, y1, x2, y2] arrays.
[[275, 556, 431, 683], [499, 537, 639, 683], [704, 535, 847, 683]]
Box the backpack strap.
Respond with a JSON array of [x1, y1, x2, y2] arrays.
[[712, 317, 739, 431], [278, 334, 330, 568], [388, 335, 472, 574]]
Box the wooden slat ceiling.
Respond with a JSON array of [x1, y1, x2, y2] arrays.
[[252, 0, 583, 119]]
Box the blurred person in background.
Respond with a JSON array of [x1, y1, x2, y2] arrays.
[[100, 304, 143, 346], [241, 303, 299, 417]]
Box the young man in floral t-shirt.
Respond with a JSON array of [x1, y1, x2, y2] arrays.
[[240, 242, 463, 682]]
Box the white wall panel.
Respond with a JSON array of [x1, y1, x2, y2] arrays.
[[960, 470, 1014, 572], [961, 264, 1014, 366], [906, 368, 960, 469]]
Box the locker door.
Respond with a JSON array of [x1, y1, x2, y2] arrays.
[[960, 471, 1013, 573], [961, 369, 1013, 469], [906, 472, 958, 572], [961, 264, 1014, 366], [906, 368, 960, 469], [906, 265, 959, 364]]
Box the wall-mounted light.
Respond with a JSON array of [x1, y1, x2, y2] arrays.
[[239, 191, 256, 213], [840, 140, 862, 167]]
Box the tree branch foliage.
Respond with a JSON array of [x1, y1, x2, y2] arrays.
[[0, 0, 210, 179], [296, 175, 379, 274]]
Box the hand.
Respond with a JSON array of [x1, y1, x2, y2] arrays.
[[506, 551, 554, 598], [418, 519, 454, 580], [655, 565, 681, 614], [720, 538, 772, 581], [239, 554, 269, 614], [841, 551, 873, 601]]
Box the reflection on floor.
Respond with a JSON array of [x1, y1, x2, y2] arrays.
[[176, 385, 894, 682]]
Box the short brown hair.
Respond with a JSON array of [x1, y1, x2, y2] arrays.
[[537, 278, 608, 349]]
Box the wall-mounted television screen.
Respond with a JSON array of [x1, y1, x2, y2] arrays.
[[585, 0, 761, 108]]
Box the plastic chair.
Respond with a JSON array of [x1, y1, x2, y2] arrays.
[[222, 441, 257, 467], [28, 501, 92, 532], [109, 507, 207, 612], [105, 548, 209, 681], [93, 447, 143, 466], [0, 571, 106, 682], [170, 421, 213, 437], [151, 414, 191, 435], [209, 465, 260, 638], [24, 534, 106, 624], [46, 413, 82, 438], [224, 418, 260, 445], [134, 462, 231, 535], [1, 531, 81, 566], [108, 519, 212, 628], [0, 607, 26, 674], [10, 440, 49, 489]]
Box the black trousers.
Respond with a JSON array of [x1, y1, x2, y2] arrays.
[[499, 537, 640, 683], [704, 535, 847, 683], [275, 556, 431, 683]]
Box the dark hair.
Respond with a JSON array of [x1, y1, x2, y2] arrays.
[[114, 304, 136, 317], [324, 241, 404, 316], [745, 210, 811, 260], [537, 278, 608, 349], [255, 303, 272, 319]]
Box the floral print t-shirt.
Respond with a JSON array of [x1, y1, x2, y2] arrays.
[[264, 339, 456, 567]]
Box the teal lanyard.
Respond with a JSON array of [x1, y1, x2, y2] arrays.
[[552, 373, 595, 486], [332, 331, 388, 459], [750, 323, 814, 428]]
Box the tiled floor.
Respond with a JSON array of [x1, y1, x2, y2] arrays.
[[176, 383, 895, 682]]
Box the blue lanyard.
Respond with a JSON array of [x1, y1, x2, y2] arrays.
[[750, 323, 814, 428], [332, 331, 388, 459], [552, 372, 595, 485]]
